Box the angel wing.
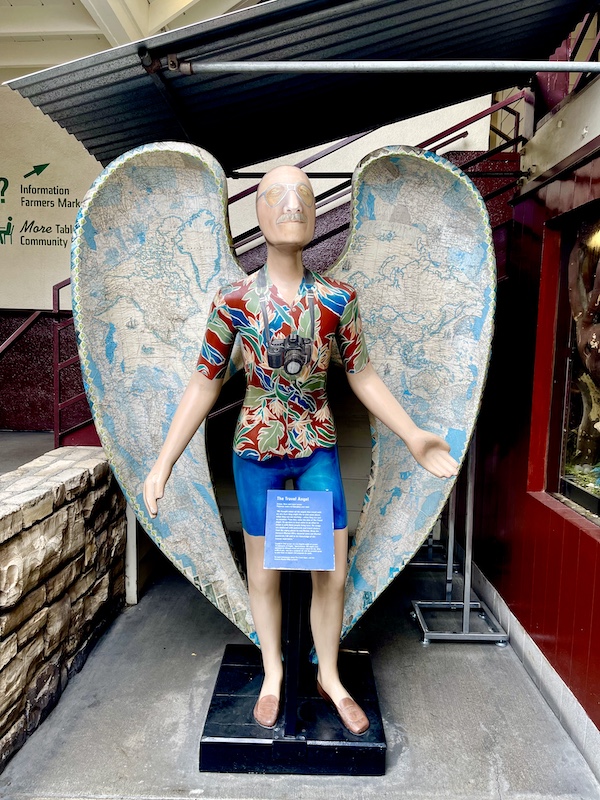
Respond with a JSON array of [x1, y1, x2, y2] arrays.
[[72, 142, 494, 644], [71, 142, 254, 638], [327, 146, 495, 637]]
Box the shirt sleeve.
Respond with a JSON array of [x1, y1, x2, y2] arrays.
[[196, 287, 237, 379], [336, 288, 370, 374]]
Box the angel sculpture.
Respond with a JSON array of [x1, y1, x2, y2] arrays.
[[71, 143, 494, 734]]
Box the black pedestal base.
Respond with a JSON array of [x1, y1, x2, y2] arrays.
[[199, 644, 386, 775]]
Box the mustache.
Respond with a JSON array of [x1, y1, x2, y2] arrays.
[[276, 212, 307, 223]]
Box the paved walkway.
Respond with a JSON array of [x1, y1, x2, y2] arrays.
[[1, 564, 599, 800]]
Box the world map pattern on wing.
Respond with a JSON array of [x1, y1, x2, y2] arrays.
[[72, 144, 255, 637], [71, 142, 495, 644], [329, 147, 494, 635]]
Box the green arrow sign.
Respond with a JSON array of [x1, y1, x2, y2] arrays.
[[23, 164, 50, 178]]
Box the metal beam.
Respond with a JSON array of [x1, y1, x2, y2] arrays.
[[178, 59, 600, 75], [148, 0, 203, 35], [149, 0, 259, 33], [80, 0, 147, 46]]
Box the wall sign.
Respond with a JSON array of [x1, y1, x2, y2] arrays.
[[0, 86, 100, 309]]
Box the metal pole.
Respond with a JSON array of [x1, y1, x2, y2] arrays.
[[53, 312, 60, 449], [446, 487, 457, 602], [125, 504, 138, 606], [283, 571, 302, 737], [462, 431, 477, 634], [178, 59, 600, 75]]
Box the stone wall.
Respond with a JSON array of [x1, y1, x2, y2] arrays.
[[0, 447, 126, 771]]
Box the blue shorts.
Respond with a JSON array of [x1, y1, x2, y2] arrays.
[[232, 447, 348, 536]]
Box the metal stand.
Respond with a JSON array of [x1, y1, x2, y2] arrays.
[[408, 515, 460, 573], [411, 433, 508, 646]]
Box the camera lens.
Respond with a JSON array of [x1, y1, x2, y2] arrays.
[[285, 359, 302, 375]]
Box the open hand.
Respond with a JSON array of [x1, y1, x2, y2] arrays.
[[143, 464, 172, 518], [406, 429, 459, 478]]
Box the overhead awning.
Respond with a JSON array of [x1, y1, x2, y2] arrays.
[[7, 0, 595, 172]]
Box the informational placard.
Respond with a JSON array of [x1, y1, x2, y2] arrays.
[[264, 490, 334, 571]]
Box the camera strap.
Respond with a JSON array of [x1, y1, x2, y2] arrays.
[[256, 265, 315, 346]]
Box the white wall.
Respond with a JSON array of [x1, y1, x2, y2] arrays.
[[0, 85, 490, 309], [0, 85, 101, 310]]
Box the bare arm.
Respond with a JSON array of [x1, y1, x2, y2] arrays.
[[347, 363, 458, 478], [143, 370, 223, 517]]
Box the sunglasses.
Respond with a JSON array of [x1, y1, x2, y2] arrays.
[[258, 182, 315, 208]]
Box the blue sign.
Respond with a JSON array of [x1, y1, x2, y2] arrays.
[[264, 490, 334, 571]]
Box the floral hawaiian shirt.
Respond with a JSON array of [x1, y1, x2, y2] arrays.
[[197, 265, 369, 461]]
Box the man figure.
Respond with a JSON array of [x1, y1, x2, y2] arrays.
[[143, 165, 457, 734]]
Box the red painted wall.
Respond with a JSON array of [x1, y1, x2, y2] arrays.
[[474, 151, 600, 728], [0, 311, 97, 443], [0, 312, 55, 430]]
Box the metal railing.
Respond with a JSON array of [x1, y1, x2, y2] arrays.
[[0, 280, 95, 447], [232, 89, 529, 251], [0, 311, 43, 358], [52, 279, 93, 448], [1, 89, 530, 445]]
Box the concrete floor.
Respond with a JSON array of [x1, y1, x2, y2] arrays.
[[1, 563, 599, 800], [0, 431, 54, 475]]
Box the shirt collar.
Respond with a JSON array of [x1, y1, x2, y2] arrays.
[[261, 264, 309, 303]]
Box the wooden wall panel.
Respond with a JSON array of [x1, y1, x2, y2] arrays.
[[475, 155, 600, 725], [541, 509, 565, 663], [570, 531, 598, 703]]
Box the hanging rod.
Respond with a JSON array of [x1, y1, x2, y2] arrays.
[[170, 58, 600, 75]]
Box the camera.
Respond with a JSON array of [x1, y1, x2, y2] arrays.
[[267, 333, 312, 376]]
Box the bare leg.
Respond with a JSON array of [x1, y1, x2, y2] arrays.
[[244, 532, 283, 700], [310, 527, 351, 706], [311, 527, 369, 734]]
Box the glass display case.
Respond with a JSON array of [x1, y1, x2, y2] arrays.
[[556, 211, 600, 515]]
